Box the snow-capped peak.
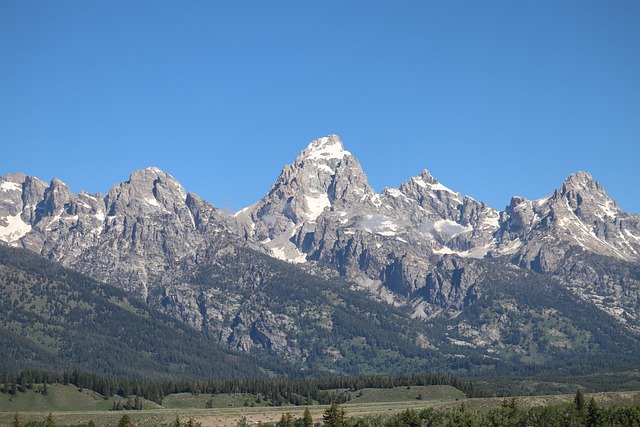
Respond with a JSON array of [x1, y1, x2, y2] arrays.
[[145, 166, 165, 173], [301, 134, 351, 161]]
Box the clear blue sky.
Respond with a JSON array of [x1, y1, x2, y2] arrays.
[[1, 1, 638, 213]]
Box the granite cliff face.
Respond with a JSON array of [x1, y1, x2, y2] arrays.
[[0, 168, 248, 298], [236, 136, 640, 322], [235, 136, 501, 317], [2, 134, 640, 368], [496, 171, 640, 269], [235, 135, 376, 263]]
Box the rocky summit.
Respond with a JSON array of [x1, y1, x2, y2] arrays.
[[2, 134, 640, 375]]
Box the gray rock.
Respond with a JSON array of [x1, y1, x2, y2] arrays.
[[2, 136, 640, 363]]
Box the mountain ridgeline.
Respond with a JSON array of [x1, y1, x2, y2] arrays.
[[1, 134, 640, 378]]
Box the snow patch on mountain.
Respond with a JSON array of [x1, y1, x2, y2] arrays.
[[305, 193, 330, 221], [145, 197, 161, 207], [418, 220, 472, 237], [434, 220, 472, 236], [598, 200, 618, 218], [1, 181, 22, 192], [0, 213, 31, 243], [270, 244, 307, 264], [480, 213, 500, 230], [358, 216, 400, 237]]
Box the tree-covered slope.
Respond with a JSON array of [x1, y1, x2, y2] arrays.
[[4, 239, 640, 380], [434, 259, 640, 376], [0, 244, 272, 379], [155, 245, 448, 376]]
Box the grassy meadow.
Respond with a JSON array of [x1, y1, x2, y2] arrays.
[[2, 382, 640, 426]]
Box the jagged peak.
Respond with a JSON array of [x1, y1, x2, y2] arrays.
[[508, 195, 531, 206], [404, 169, 458, 196], [1, 174, 47, 195], [1, 172, 27, 183], [44, 178, 73, 203], [563, 171, 598, 189], [506, 172, 607, 209], [102, 167, 189, 205], [269, 134, 370, 195], [49, 177, 69, 188], [553, 171, 621, 219], [0, 174, 26, 192], [558, 171, 612, 201], [299, 134, 351, 162], [412, 169, 438, 186]]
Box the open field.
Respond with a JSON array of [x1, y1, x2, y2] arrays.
[[0, 401, 455, 427], [0, 384, 117, 413], [472, 369, 640, 396], [0, 385, 464, 426], [2, 385, 640, 426], [325, 385, 466, 405]]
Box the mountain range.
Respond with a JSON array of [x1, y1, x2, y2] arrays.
[[2, 134, 640, 377]]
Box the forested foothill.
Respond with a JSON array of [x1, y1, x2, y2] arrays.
[[0, 370, 485, 406]]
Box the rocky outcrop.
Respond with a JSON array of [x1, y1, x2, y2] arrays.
[[495, 171, 640, 272]]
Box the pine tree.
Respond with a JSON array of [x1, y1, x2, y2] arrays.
[[322, 402, 346, 427], [301, 407, 313, 427], [45, 413, 56, 427], [117, 414, 134, 427], [277, 412, 295, 427], [574, 389, 586, 412], [586, 397, 599, 427], [11, 412, 21, 427], [2, 372, 8, 393]]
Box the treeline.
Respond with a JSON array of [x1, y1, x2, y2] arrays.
[[0, 369, 487, 405], [257, 393, 640, 427], [343, 393, 640, 427], [6, 413, 202, 427]]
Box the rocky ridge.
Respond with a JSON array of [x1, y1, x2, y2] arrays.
[[0, 168, 250, 298], [236, 136, 640, 321], [2, 134, 640, 364]]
